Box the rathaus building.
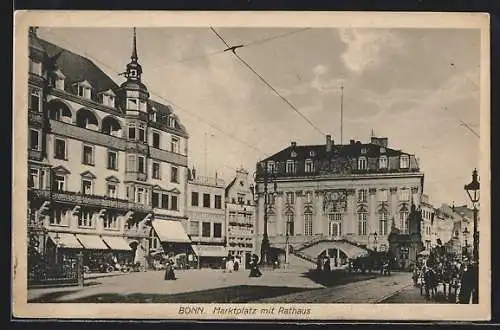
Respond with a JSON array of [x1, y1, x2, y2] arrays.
[[254, 135, 424, 268], [27, 27, 191, 269]]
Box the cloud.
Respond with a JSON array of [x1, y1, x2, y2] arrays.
[[339, 29, 403, 74]]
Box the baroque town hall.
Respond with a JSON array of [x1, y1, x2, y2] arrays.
[[27, 27, 192, 267]]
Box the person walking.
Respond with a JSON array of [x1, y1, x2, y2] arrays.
[[458, 258, 474, 303], [164, 260, 176, 280], [249, 254, 262, 278]]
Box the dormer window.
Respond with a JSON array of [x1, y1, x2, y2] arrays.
[[267, 161, 275, 174], [400, 154, 409, 169], [380, 147, 386, 154], [100, 89, 116, 108], [76, 81, 92, 99], [379, 155, 388, 169], [361, 148, 367, 154], [150, 109, 157, 122], [286, 160, 296, 174], [50, 69, 66, 90], [168, 116, 176, 128], [358, 156, 367, 170], [305, 159, 314, 173]]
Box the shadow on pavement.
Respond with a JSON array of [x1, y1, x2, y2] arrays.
[[29, 290, 81, 303], [39, 285, 312, 303], [301, 269, 378, 287]]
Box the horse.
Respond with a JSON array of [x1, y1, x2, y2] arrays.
[[422, 267, 438, 300]]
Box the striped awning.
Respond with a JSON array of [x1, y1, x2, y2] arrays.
[[152, 220, 191, 243], [48, 232, 83, 249], [192, 245, 228, 257], [102, 236, 132, 251], [75, 234, 109, 250]]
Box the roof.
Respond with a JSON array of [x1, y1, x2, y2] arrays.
[[36, 36, 188, 135], [224, 177, 237, 198], [264, 142, 406, 163]]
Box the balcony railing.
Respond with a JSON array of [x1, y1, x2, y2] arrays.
[[28, 149, 43, 161], [189, 175, 225, 188], [29, 189, 153, 213], [28, 111, 44, 126]]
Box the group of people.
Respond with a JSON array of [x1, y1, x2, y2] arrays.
[[223, 256, 241, 273], [316, 255, 332, 273]]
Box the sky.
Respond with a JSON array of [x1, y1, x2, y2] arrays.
[[36, 27, 481, 207]]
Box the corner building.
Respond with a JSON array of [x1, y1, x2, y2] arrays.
[[254, 135, 424, 267], [27, 28, 190, 268]]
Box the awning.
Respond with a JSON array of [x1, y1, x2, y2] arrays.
[[152, 220, 191, 243], [337, 241, 369, 259], [48, 232, 83, 249], [102, 236, 132, 251], [192, 244, 228, 257], [75, 234, 109, 250]]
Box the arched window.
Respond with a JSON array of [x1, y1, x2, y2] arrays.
[[47, 100, 72, 123], [101, 116, 122, 137], [358, 156, 367, 170], [328, 213, 342, 238], [76, 108, 99, 130], [400, 154, 409, 169]]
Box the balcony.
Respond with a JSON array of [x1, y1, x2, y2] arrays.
[[188, 175, 225, 188], [28, 149, 43, 161], [126, 141, 149, 155], [30, 189, 153, 213], [28, 111, 44, 126], [125, 171, 148, 182], [149, 147, 188, 167]]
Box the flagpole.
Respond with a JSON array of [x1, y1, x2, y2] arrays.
[[340, 85, 344, 145]]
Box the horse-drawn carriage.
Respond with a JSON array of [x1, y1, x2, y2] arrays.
[[349, 251, 393, 275], [416, 247, 461, 302]]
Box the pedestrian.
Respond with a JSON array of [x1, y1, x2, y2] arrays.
[[249, 254, 262, 278], [234, 258, 240, 272], [316, 257, 323, 272], [164, 260, 176, 280], [227, 257, 234, 273], [323, 256, 331, 273], [458, 258, 473, 303]]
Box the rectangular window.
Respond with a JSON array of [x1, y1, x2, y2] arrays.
[[82, 145, 94, 165], [162, 194, 169, 210], [286, 192, 294, 205], [168, 116, 175, 127], [399, 189, 410, 201], [29, 60, 42, 76], [82, 179, 93, 195], [152, 131, 160, 148], [152, 192, 159, 208], [29, 129, 40, 150], [138, 127, 145, 142], [190, 221, 199, 236], [128, 125, 136, 140], [29, 168, 39, 189], [171, 195, 178, 210], [328, 213, 342, 222], [400, 155, 409, 169], [304, 213, 313, 236], [328, 220, 342, 237], [107, 150, 118, 170], [213, 223, 222, 238], [357, 213, 367, 235], [400, 211, 409, 234], [305, 160, 314, 173], [107, 183, 117, 198], [191, 192, 199, 206], [150, 111, 157, 122], [152, 162, 161, 179], [136, 187, 144, 204], [78, 210, 93, 228], [29, 87, 41, 111], [51, 209, 64, 225], [171, 136, 180, 153], [358, 157, 367, 170], [55, 175, 65, 192], [127, 98, 138, 110], [379, 156, 388, 169], [203, 193, 211, 208], [357, 189, 367, 202], [286, 214, 294, 236], [127, 155, 136, 172], [54, 138, 66, 159], [286, 161, 296, 174], [379, 212, 388, 236], [378, 189, 388, 202], [305, 191, 313, 203], [137, 156, 145, 174], [214, 195, 222, 209], [267, 162, 275, 174], [202, 222, 211, 237], [171, 166, 178, 183], [104, 212, 119, 229]]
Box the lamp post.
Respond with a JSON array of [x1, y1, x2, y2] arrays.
[[463, 227, 470, 259], [285, 221, 290, 269], [374, 232, 378, 252], [464, 168, 480, 304], [250, 162, 277, 265]]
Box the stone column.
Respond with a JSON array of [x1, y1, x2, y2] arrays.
[[276, 193, 284, 236], [294, 191, 304, 236], [346, 191, 356, 235], [314, 191, 324, 235], [369, 188, 377, 235]]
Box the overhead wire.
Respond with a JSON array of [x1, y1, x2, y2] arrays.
[[41, 28, 269, 158], [209, 27, 325, 137]]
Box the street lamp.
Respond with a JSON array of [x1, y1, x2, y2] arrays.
[[463, 227, 470, 258], [250, 162, 278, 265], [464, 168, 480, 304], [374, 232, 378, 251]]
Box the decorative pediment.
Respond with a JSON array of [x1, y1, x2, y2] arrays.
[[322, 189, 348, 213], [284, 206, 294, 215], [390, 187, 398, 193], [53, 165, 70, 175], [152, 184, 163, 191], [168, 188, 181, 194], [304, 205, 314, 214], [105, 175, 120, 183], [378, 202, 390, 213], [80, 171, 97, 179], [400, 203, 409, 212], [77, 80, 92, 88], [357, 205, 368, 213], [369, 188, 377, 194]]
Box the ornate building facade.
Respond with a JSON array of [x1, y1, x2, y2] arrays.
[[27, 28, 190, 268], [254, 135, 425, 266], [225, 168, 256, 269], [186, 168, 227, 268]]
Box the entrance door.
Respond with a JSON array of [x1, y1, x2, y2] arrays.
[[328, 222, 341, 238]]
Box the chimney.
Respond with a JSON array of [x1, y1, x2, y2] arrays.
[[350, 139, 355, 145], [291, 141, 297, 148], [370, 136, 388, 148], [326, 134, 332, 152]]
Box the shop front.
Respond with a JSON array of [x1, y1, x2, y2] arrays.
[[191, 244, 228, 269], [151, 219, 192, 268], [46, 232, 85, 266]]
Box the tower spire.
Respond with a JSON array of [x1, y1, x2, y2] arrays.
[[131, 27, 138, 62]]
